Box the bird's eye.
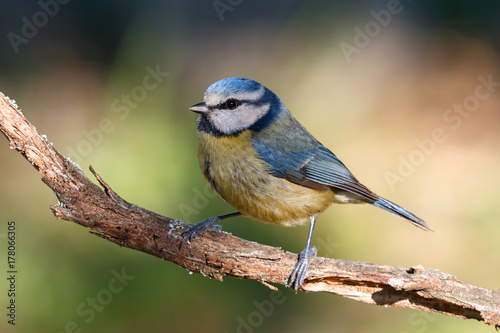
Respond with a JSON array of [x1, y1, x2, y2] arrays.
[[222, 99, 239, 110]]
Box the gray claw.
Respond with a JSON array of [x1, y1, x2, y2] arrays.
[[288, 246, 317, 291], [179, 217, 221, 249]]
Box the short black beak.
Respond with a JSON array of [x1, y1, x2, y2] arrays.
[[189, 102, 209, 114]]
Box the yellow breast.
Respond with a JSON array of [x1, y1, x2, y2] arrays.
[[197, 131, 335, 227]]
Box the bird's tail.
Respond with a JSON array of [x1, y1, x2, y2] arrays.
[[373, 197, 431, 231]]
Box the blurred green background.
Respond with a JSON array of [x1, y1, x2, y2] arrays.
[[1, 1, 500, 332]]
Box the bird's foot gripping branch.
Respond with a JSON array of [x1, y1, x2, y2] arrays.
[[0, 92, 499, 328]]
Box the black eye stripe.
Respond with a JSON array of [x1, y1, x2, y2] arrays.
[[218, 98, 240, 110], [213, 99, 270, 111]]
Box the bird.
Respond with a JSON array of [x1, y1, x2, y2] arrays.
[[180, 77, 430, 291]]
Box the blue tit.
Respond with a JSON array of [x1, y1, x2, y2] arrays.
[[181, 77, 430, 291]]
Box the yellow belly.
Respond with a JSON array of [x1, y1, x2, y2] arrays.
[[198, 131, 335, 227]]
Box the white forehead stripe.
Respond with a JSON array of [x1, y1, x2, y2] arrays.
[[205, 86, 265, 107]]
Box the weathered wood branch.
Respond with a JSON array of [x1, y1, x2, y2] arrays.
[[0, 92, 499, 327]]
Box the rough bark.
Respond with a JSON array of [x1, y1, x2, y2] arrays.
[[0, 93, 499, 327]]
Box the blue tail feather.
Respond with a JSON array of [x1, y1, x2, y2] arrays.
[[373, 197, 431, 231]]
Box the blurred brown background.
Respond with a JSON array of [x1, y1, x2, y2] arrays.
[[0, 1, 499, 332]]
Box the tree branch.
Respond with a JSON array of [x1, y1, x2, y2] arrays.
[[1, 92, 499, 327]]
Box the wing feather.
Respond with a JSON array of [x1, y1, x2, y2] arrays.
[[253, 137, 378, 202]]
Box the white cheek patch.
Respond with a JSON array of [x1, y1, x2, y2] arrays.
[[210, 103, 270, 135]]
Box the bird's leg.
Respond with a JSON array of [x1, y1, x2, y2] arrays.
[[179, 212, 241, 249], [288, 214, 318, 291]]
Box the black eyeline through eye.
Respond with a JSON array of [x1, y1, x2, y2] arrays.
[[222, 99, 240, 110]]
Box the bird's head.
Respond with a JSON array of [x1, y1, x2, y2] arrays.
[[190, 77, 283, 136]]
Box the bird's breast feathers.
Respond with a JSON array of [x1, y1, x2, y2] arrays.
[[197, 130, 334, 226]]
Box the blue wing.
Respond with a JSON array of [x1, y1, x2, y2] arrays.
[[253, 137, 430, 229], [252, 138, 379, 202]]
